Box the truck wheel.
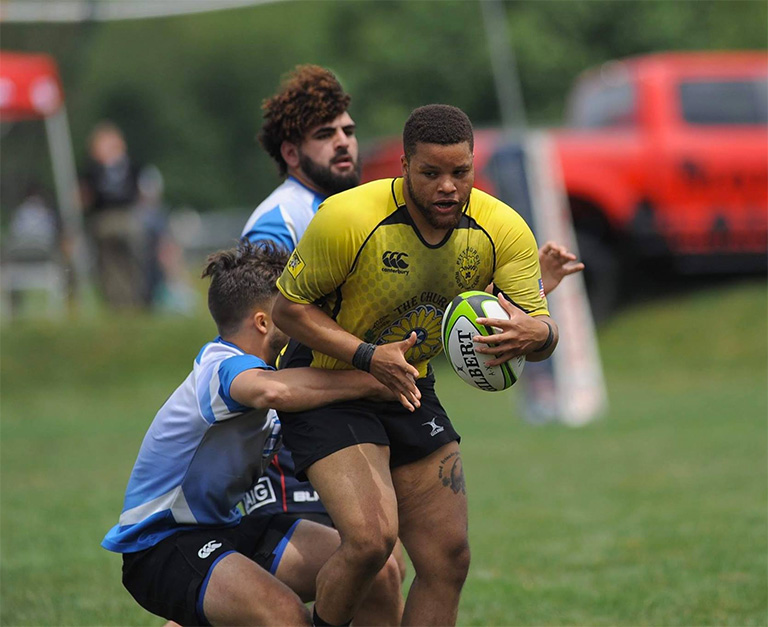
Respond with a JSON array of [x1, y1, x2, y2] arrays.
[[575, 230, 622, 323]]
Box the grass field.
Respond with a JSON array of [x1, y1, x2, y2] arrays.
[[1, 280, 766, 626]]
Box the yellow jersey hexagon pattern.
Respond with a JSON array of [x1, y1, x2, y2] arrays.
[[276, 178, 548, 377]]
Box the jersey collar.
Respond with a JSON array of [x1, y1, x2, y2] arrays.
[[214, 336, 246, 353], [392, 176, 405, 207], [287, 176, 327, 202]]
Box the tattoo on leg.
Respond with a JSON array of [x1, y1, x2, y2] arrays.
[[438, 452, 466, 495]]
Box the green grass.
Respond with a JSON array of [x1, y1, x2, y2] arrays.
[[2, 281, 766, 626]]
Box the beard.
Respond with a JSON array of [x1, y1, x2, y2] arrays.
[[405, 173, 466, 231], [299, 151, 360, 196]]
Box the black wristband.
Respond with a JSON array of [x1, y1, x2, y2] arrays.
[[533, 320, 554, 353], [352, 342, 376, 372]]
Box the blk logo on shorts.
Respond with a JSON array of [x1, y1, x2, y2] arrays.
[[198, 540, 222, 559], [382, 251, 409, 274]]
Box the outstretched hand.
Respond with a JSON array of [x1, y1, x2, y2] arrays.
[[369, 332, 422, 412], [539, 241, 585, 295], [473, 294, 551, 367]]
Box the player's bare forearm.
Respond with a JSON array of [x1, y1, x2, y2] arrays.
[[272, 294, 421, 411], [272, 294, 362, 365], [229, 368, 394, 412]]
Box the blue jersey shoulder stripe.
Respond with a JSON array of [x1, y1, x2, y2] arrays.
[[244, 205, 296, 251], [195, 340, 215, 365], [199, 366, 216, 424], [217, 354, 273, 414]]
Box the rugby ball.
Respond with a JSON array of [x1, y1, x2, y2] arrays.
[[441, 291, 525, 391]]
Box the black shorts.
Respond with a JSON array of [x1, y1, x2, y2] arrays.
[[121, 514, 299, 626], [278, 346, 460, 481]]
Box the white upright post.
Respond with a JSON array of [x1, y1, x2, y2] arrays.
[[45, 104, 90, 296], [525, 132, 608, 426]]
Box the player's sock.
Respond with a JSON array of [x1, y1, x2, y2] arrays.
[[312, 606, 352, 627]]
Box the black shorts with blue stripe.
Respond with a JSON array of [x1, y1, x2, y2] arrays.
[[121, 513, 299, 626]]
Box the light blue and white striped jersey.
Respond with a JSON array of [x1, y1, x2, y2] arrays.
[[241, 177, 325, 250], [102, 338, 281, 554]]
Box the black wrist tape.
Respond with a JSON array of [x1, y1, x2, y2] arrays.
[[352, 342, 376, 372], [534, 320, 554, 352]]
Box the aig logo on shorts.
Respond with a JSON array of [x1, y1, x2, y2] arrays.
[[382, 251, 409, 275], [242, 476, 277, 514], [198, 540, 222, 559]]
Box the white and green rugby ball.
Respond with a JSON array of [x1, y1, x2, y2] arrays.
[[441, 291, 525, 392]]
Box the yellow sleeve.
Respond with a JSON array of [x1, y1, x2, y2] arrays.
[[489, 202, 549, 316], [276, 196, 365, 305]]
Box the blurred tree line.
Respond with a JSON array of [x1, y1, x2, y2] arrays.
[[1, 0, 766, 212]]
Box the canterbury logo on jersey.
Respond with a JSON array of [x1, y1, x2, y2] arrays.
[[382, 251, 409, 274], [198, 540, 222, 559]]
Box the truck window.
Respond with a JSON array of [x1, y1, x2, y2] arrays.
[[567, 81, 637, 129], [679, 79, 768, 125]]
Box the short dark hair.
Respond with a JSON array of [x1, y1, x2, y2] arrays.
[[202, 240, 289, 336], [402, 104, 474, 159], [259, 65, 352, 176]]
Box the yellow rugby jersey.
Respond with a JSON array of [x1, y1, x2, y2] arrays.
[[277, 178, 549, 376]]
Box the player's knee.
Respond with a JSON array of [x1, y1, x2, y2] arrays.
[[427, 536, 470, 591], [414, 535, 470, 589], [283, 602, 313, 626], [342, 530, 398, 576], [446, 539, 471, 587]]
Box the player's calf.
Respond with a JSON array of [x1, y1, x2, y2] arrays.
[[353, 553, 405, 626]]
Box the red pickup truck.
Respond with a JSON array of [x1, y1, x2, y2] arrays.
[[362, 51, 767, 316]]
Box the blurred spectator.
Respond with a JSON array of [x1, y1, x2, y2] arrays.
[[136, 165, 169, 305], [136, 165, 197, 314], [2, 184, 67, 316], [80, 122, 147, 309], [7, 184, 60, 254]]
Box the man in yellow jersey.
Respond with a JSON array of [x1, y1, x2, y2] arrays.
[[272, 104, 558, 627]]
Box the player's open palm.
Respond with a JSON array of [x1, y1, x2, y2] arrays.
[[473, 294, 548, 366], [370, 332, 422, 412], [539, 241, 585, 294]]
